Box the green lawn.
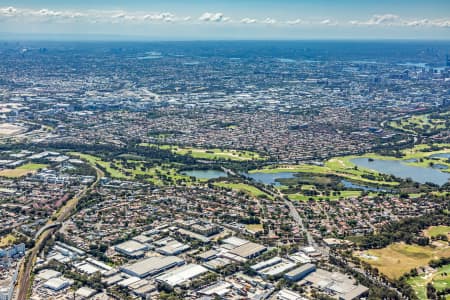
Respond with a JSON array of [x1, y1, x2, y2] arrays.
[[140, 143, 265, 161], [288, 190, 363, 201], [245, 224, 264, 232], [250, 155, 399, 187], [69, 152, 193, 186], [17, 163, 48, 170], [408, 264, 450, 300], [358, 242, 450, 280], [389, 113, 448, 135], [400, 144, 450, 172], [214, 182, 273, 199], [0, 162, 47, 178], [0, 234, 17, 247], [425, 226, 450, 238], [70, 152, 129, 179], [249, 143, 450, 187]]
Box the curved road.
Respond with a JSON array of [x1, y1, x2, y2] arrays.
[[15, 165, 103, 300], [221, 166, 315, 247]]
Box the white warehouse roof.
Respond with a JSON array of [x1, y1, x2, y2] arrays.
[[156, 264, 208, 287]]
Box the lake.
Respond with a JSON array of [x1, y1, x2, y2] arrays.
[[182, 169, 228, 179], [244, 172, 296, 186], [351, 158, 450, 186]]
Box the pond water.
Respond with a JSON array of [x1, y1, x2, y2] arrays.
[[182, 170, 228, 179], [244, 172, 297, 186], [432, 164, 448, 170], [351, 158, 450, 185], [430, 153, 450, 159], [340, 180, 389, 192], [403, 158, 418, 163]]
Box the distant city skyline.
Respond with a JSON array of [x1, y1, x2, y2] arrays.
[[0, 0, 449, 40]]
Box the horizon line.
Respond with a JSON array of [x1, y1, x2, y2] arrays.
[[1, 35, 450, 43]]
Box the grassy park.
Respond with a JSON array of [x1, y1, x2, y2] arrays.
[[0, 234, 17, 247], [288, 190, 363, 201], [358, 242, 450, 280], [141, 143, 265, 161], [249, 155, 400, 187], [424, 226, 450, 239], [214, 182, 273, 199], [249, 144, 450, 190], [407, 264, 450, 300], [0, 163, 47, 178], [69, 152, 193, 186], [245, 223, 264, 233], [389, 113, 448, 135]]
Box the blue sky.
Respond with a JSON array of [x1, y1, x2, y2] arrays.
[[0, 0, 449, 40]]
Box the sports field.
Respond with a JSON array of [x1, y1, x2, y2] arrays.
[[0, 163, 47, 178], [214, 182, 273, 199], [358, 242, 450, 279], [245, 224, 264, 233]]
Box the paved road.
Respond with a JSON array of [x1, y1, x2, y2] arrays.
[[33, 223, 60, 240], [282, 196, 315, 247], [221, 165, 317, 248], [15, 165, 103, 300]]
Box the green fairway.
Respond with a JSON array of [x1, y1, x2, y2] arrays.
[[425, 226, 450, 238], [249, 143, 450, 187], [408, 264, 450, 300], [140, 143, 265, 161], [288, 190, 363, 201], [70, 152, 129, 179], [249, 156, 399, 187], [214, 182, 273, 199], [69, 152, 193, 186], [389, 112, 449, 135], [400, 144, 450, 172]]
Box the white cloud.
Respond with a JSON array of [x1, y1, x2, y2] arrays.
[[0, 6, 17, 17], [286, 19, 304, 25], [240, 17, 257, 24], [262, 18, 277, 25], [350, 14, 450, 28], [0, 6, 448, 30], [320, 19, 338, 26], [198, 12, 230, 22], [0, 6, 183, 24], [143, 12, 175, 22], [405, 19, 429, 27], [351, 14, 400, 26], [429, 19, 450, 28]]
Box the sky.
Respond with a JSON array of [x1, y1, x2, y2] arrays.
[[0, 0, 449, 40]]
